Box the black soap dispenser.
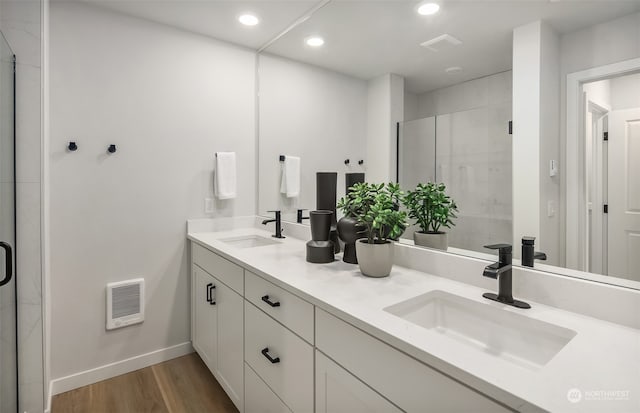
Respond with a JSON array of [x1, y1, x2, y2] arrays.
[[521, 236, 547, 267]]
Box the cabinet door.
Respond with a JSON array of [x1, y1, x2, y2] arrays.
[[245, 363, 292, 413], [216, 281, 244, 411], [316, 351, 401, 413], [192, 265, 218, 372]]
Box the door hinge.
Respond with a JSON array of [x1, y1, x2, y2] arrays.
[[604, 204, 608, 214], [508, 121, 513, 135], [603, 132, 608, 141]]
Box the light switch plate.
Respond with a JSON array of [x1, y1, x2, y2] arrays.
[[204, 198, 214, 213]]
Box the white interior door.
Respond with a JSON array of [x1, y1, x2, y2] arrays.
[[608, 108, 640, 281]]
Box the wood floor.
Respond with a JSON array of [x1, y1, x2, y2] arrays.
[[51, 353, 238, 413]]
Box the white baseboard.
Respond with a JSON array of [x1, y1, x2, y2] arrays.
[[49, 342, 193, 396]]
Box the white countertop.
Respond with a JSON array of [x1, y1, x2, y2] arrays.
[[188, 224, 640, 413]]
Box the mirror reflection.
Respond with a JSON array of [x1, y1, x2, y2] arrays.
[[257, 1, 640, 288]]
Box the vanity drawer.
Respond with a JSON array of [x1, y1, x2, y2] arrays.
[[245, 363, 292, 413], [315, 309, 512, 413], [245, 301, 313, 412], [192, 242, 243, 294], [245, 270, 314, 343]]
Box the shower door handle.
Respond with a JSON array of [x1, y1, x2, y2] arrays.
[[0, 241, 13, 287]]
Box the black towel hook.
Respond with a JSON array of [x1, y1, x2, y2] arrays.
[[108, 144, 117, 154], [68, 141, 78, 152]]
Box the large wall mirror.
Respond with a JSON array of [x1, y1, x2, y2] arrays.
[[257, 1, 640, 289]]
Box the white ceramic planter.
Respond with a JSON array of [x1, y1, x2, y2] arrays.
[[355, 240, 394, 278], [413, 231, 448, 251]]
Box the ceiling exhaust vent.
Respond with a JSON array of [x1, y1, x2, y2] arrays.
[[420, 34, 462, 52]]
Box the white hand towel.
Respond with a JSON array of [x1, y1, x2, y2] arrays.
[[280, 156, 300, 198], [214, 152, 237, 200]]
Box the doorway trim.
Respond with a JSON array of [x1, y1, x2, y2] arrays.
[[566, 57, 640, 270]]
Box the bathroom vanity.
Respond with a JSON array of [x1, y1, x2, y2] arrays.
[[188, 217, 640, 413]]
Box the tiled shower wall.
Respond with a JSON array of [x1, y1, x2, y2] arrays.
[[0, 1, 44, 412], [401, 72, 513, 253]]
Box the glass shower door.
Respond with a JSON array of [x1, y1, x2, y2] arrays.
[[0, 31, 16, 413]]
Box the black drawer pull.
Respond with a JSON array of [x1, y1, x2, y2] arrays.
[[261, 347, 280, 364], [261, 295, 281, 308], [207, 283, 216, 305]]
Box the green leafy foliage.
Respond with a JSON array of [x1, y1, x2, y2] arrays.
[[338, 182, 407, 244], [403, 182, 458, 233]]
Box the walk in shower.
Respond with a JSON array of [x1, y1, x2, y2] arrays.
[[0, 31, 16, 413], [398, 103, 512, 255]]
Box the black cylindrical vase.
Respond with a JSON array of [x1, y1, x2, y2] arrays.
[[306, 210, 335, 263], [310, 210, 332, 241], [345, 172, 365, 194], [316, 172, 340, 253]]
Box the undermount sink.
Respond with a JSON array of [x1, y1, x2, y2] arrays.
[[384, 290, 576, 370], [220, 235, 281, 248]]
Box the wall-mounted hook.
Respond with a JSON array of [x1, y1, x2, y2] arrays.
[[68, 141, 78, 152], [344, 159, 350, 165], [358, 160, 364, 165], [108, 144, 117, 154]]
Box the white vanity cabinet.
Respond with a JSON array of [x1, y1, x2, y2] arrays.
[[190, 239, 515, 413], [316, 350, 402, 413], [191, 244, 244, 412], [244, 272, 314, 413], [316, 309, 512, 413], [192, 265, 218, 370]]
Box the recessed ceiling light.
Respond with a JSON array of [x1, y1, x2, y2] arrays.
[[417, 3, 440, 15], [238, 14, 259, 26], [305, 36, 325, 47]]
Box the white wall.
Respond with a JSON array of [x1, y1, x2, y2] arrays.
[[49, 2, 256, 386], [0, 0, 45, 411], [403, 90, 418, 122], [539, 22, 561, 266], [610, 72, 640, 110], [258, 53, 367, 221], [416, 71, 512, 118], [512, 21, 561, 264], [512, 22, 542, 259], [366, 73, 404, 183], [583, 79, 611, 110]]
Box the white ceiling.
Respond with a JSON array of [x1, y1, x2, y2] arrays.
[[72, 0, 640, 93], [264, 1, 640, 93], [75, 0, 317, 50]]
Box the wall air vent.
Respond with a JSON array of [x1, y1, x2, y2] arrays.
[[106, 278, 145, 330], [420, 34, 462, 52]]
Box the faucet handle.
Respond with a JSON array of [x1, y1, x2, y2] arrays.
[[484, 243, 512, 253]]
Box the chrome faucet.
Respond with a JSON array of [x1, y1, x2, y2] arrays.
[[482, 244, 530, 309], [262, 210, 285, 239]]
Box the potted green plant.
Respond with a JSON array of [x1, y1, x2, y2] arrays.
[[338, 182, 407, 277], [403, 182, 458, 250]]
